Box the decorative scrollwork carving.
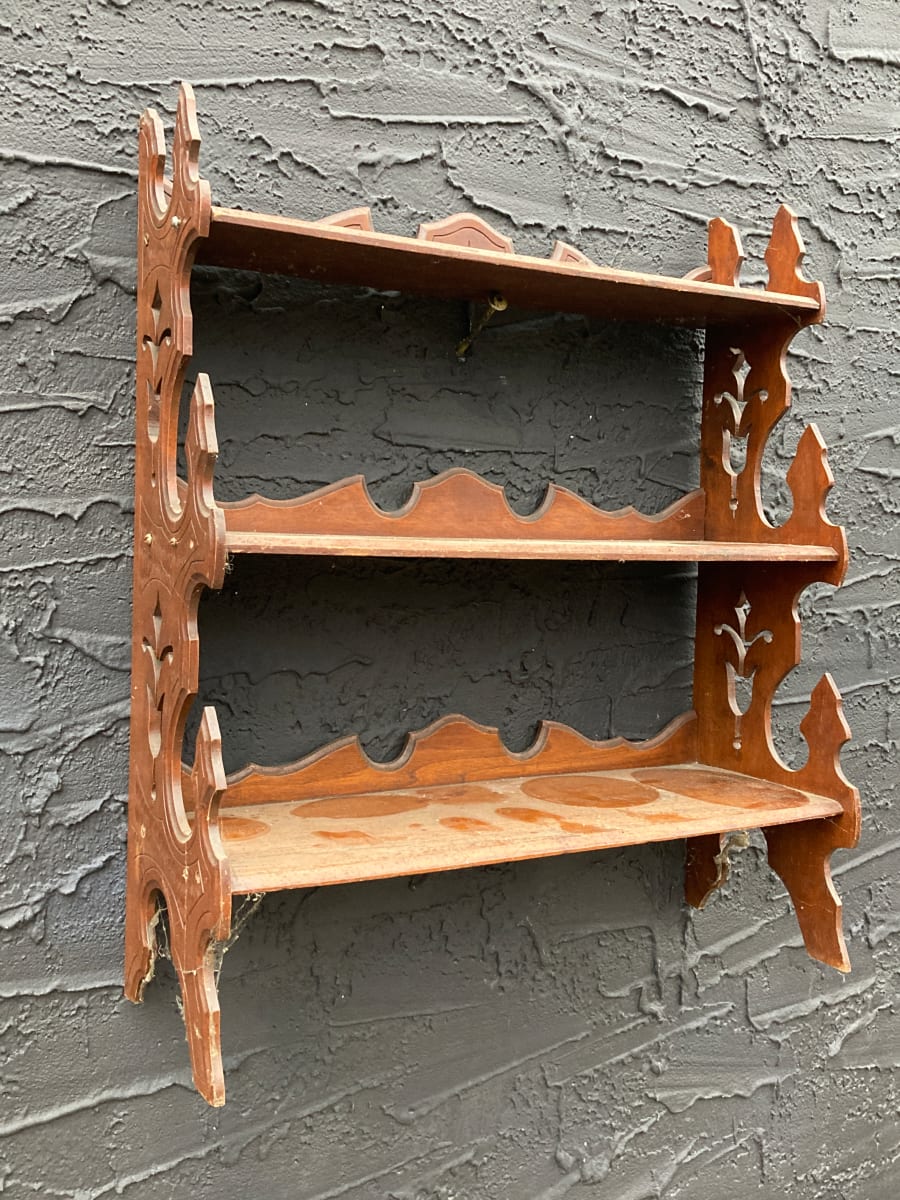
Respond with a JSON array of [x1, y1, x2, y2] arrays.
[[126, 83, 230, 1105], [690, 208, 855, 972]]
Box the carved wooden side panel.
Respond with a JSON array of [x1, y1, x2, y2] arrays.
[[690, 208, 857, 970], [125, 83, 231, 1105]]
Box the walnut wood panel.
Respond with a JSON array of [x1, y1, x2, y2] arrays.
[[222, 711, 699, 809], [199, 205, 822, 327], [126, 83, 231, 1106], [218, 763, 842, 894]]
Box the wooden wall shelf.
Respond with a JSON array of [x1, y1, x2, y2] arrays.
[[126, 85, 860, 1106]]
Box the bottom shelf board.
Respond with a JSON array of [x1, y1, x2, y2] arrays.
[[217, 763, 842, 894], [223, 531, 840, 562]]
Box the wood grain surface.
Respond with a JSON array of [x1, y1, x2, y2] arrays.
[[219, 762, 842, 893], [199, 204, 823, 327]]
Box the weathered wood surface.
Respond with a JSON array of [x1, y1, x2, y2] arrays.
[[222, 762, 841, 894]]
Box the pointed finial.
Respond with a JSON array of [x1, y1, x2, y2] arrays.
[[183, 374, 226, 586], [191, 707, 228, 831], [168, 83, 209, 232], [797, 674, 859, 845], [707, 217, 744, 286], [185, 373, 219, 486], [785, 424, 847, 581], [765, 205, 825, 318], [138, 83, 210, 236], [800, 673, 851, 759]]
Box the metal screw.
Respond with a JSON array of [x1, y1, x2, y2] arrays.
[[456, 293, 508, 360]]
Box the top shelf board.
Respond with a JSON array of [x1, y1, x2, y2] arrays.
[[198, 206, 823, 328]]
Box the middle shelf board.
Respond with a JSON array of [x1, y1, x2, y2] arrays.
[[217, 762, 842, 894], [223, 528, 840, 562], [217, 470, 838, 563]]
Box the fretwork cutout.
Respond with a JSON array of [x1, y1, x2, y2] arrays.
[[142, 284, 171, 445], [714, 592, 773, 750], [714, 349, 769, 516]]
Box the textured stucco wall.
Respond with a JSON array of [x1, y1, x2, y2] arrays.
[[2, 1, 899, 1196]]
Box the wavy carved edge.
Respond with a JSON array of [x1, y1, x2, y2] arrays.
[[417, 213, 514, 254], [222, 710, 700, 808], [222, 467, 706, 542], [128, 82, 231, 1106]]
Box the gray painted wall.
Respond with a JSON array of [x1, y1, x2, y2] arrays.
[[1, 1, 898, 1195]]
